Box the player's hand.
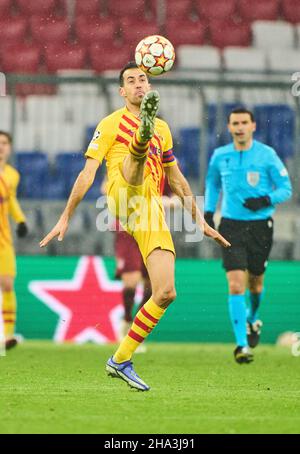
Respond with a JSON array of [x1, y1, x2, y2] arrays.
[[243, 196, 271, 211], [16, 222, 28, 238], [204, 222, 231, 248], [39, 217, 69, 248]]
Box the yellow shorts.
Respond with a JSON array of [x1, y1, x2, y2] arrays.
[[0, 244, 16, 277], [107, 166, 175, 264]]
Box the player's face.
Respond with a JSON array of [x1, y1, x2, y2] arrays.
[[119, 68, 151, 107], [228, 113, 256, 146], [0, 135, 11, 163]]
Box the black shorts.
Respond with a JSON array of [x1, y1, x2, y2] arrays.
[[218, 217, 274, 275]]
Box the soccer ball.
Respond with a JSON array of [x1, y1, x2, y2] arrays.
[[135, 35, 175, 76]]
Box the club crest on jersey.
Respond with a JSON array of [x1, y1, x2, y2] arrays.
[[247, 171, 260, 187]]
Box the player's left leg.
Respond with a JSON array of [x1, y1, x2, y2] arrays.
[[106, 249, 175, 390], [246, 273, 264, 348], [0, 275, 18, 350]]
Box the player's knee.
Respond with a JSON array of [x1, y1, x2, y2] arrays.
[[229, 282, 245, 295], [154, 285, 176, 308], [248, 280, 263, 294]]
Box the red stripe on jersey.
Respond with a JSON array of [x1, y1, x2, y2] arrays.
[[122, 114, 139, 129], [116, 134, 129, 146], [128, 329, 144, 343], [141, 306, 159, 324], [153, 134, 162, 150], [164, 148, 173, 157], [119, 122, 134, 137], [134, 316, 152, 333], [3, 319, 14, 323], [2, 311, 15, 314]]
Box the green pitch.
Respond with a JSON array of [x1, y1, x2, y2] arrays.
[[1, 342, 299, 434]]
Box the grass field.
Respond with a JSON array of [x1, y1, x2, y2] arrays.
[[1, 342, 300, 434]]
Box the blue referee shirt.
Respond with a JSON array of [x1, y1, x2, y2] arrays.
[[204, 140, 292, 220]]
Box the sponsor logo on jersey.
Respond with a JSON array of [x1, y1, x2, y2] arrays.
[[92, 130, 101, 141]]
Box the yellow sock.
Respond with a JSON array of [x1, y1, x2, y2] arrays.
[[113, 298, 165, 363], [128, 130, 149, 159], [3, 291, 16, 338]]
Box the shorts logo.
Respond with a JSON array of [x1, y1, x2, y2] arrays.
[[280, 168, 288, 177], [247, 171, 260, 187]]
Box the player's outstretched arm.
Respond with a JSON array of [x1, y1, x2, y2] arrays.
[[40, 158, 100, 248], [165, 165, 231, 248]]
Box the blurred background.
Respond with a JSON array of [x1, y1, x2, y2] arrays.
[[1, 0, 299, 343]]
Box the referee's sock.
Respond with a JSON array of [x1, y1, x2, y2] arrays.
[[247, 291, 264, 324], [228, 294, 248, 347]]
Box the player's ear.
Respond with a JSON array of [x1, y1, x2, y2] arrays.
[[119, 86, 126, 98], [252, 121, 257, 132]]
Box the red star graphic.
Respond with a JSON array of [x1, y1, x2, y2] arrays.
[[29, 257, 123, 343]]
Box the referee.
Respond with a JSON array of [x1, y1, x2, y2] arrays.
[[204, 108, 292, 364]]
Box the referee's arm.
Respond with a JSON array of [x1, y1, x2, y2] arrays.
[[268, 152, 292, 205]]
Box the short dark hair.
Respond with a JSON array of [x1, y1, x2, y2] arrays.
[[119, 61, 148, 86], [0, 131, 12, 144], [228, 108, 255, 123]]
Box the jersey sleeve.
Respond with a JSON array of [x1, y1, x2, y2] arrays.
[[162, 123, 177, 168], [204, 152, 222, 213], [85, 118, 115, 164], [9, 170, 26, 223], [268, 150, 292, 205]]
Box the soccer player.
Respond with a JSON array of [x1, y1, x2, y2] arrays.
[[0, 131, 28, 350], [204, 108, 292, 364], [40, 62, 230, 391]]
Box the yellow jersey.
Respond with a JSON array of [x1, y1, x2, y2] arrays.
[[0, 164, 26, 248], [85, 106, 176, 195]]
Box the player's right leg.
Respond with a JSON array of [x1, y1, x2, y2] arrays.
[[122, 91, 160, 186]]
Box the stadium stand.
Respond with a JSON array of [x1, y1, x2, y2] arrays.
[[268, 49, 300, 72], [89, 43, 130, 72], [74, 0, 101, 17], [282, 0, 300, 24], [44, 44, 87, 72], [0, 0, 298, 198], [177, 45, 221, 70], [164, 0, 194, 19], [1, 44, 41, 73], [107, 0, 146, 18], [165, 19, 206, 47], [237, 0, 280, 22], [0, 17, 28, 45], [209, 20, 251, 48], [223, 47, 266, 72], [16, 0, 57, 16], [120, 18, 159, 47], [75, 16, 118, 46], [252, 21, 295, 49], [30, 16, 70, 45], [0, 0, 11, 15], [195, 0, 237, 21]]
